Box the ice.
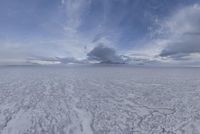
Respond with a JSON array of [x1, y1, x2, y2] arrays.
[[0, 65, 200, 134]]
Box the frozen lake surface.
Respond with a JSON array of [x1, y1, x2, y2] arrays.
[[0, 65, 200, 134]]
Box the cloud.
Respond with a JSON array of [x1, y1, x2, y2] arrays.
[[63, 0, 91, 33], [160, 35, 200, 58], [28, 44, 162, 65], [0, 40, 34, 64], [159, 4, 200, 60], [27, 56, 88, 65], [87, 44, 125, 64]]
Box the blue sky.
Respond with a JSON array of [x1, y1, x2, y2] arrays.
[[0, 0, 200, 65]]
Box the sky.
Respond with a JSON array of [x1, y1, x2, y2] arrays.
[[0, 0, 200, 65]]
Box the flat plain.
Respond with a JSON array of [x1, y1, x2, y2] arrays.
[[0, 65, 200, 134]]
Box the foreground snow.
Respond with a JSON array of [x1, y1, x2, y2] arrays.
[[0, 66, 200, 134]]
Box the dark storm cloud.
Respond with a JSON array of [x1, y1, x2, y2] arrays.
[[87, 44, 125, 64]]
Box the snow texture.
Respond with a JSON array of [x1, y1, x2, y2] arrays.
[[0, 65, 200, 134]]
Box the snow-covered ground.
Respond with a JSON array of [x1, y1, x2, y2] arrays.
[[0, 65, 200, 134]]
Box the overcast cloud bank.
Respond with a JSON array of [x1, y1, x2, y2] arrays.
[[159, 4, 200, 62]]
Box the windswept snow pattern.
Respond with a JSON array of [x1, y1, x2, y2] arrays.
[[0, 66, 200, 134]]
